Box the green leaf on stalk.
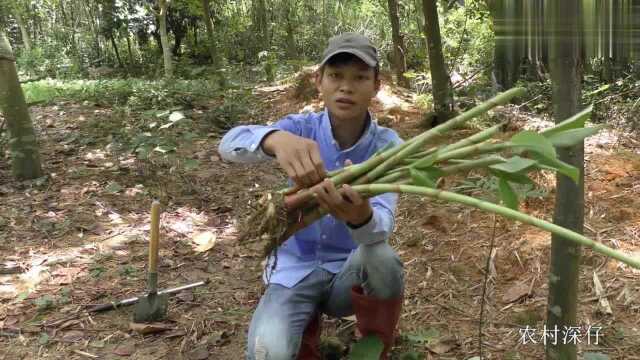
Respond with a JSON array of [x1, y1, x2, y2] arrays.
[[540, 106, 592, 137], [546, 125, 605, 148], [533, 154, 580, 183], [498, 178, 519, 210], [350, 335, 384, 360], [489, 156, 537, 174], [410, 168, 437, 187], [489, 169, 534, 185], [412, 154, 437, 169], [511, 131, 556, 159], [423, 166, 445, 180]]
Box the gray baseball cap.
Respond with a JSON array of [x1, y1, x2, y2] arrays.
[[320, 33, 378, 67]]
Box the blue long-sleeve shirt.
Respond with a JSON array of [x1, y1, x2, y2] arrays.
[[218, 109, 403, 288]]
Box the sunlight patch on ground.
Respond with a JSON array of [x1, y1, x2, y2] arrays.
[[0, 233, 139, 300], [375, 85, 411, 111], [83, 149, 107, 161]]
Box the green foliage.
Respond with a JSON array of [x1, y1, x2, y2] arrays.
[[89, 265, 106, 278], [349, 335, 384, 360], [498, 178, 518, 209], [22, 78, 218, 109], [583, 353, 610, 360], [119, 265, 138, 278], [34, 295, 55, 312], [440, 1, 494, 74], [402, 328, 440, 345], [452, 175, 548, 203]]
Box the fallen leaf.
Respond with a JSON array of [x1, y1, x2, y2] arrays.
[[129, 322, 174, 335], [169, 111, 185, 122], [61, 330, 84, 342], [4, 316, 19, 326], [58, 319, 81, 330], [192, 231, 218, 252], [89, 340, 105, 348], [176, 290, 194, 303], [113, 340, 136, 356], [421, 215, 447, 233], [164, 329, 187, 339], [502, 281, 531, 304], [104, 182, 123, 194], [188, 346, 209, 360], [426, 336, 459, 354]]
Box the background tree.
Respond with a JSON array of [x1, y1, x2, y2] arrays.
[[422, 0, 455, 125], [0, 32, 43, 180], [200, 0, 220, 67], [546, 1, 583, 359], [158, 0, 173, 78], [386, 0, 409, 87]]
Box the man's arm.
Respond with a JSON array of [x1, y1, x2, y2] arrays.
[[218, 125, 282, 164], [347, 192, 398, 246], [218, 113, 327, 188]]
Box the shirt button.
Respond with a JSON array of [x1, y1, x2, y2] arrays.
[[335, 161, 340, 166], [321, 234, 327, 239]]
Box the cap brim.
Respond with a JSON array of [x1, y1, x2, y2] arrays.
[[320, 49, 377, 67]]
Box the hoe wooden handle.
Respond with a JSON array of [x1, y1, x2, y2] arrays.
[[149, 201, 161, 273]]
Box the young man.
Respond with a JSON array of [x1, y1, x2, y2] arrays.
[[218, 33, 404, 360]]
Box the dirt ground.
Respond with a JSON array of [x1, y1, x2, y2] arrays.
[[1, 79, 640, 360]]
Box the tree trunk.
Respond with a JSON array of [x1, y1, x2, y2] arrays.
[[158, 0, 173, 78], [0, 32, 43, 180], [422, 0, 455, 125], [14, 11, 31, 52], [109, 33, 125, 69], [283, 1, 296, 59], [489, 0, 522, 90], [201, 0, 219, 67], [387, 0, 409, 88], [546, 1, 583, 359]]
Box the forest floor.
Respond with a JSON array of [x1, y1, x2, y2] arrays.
[[1, 74, 640, 360]]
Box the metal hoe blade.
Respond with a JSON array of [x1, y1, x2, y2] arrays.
[[133, 291, 168, 322], [133, 201, 168, 323]]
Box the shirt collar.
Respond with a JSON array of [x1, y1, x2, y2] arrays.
[[321, 108, 376, 153]]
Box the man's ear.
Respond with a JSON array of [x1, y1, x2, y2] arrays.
[[314, 70, 322, 93], [374, 77, 381, 94]]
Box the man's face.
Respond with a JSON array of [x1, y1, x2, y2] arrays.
[[315, 59, 380, 124]]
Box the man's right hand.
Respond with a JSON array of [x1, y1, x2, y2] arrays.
[[261, 131, 327, 188]]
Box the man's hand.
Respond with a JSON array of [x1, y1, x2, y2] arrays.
[[312, 176, 372, 227], [261, 131, 327, 188]]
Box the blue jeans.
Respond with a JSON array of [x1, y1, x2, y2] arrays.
[[246, 241, 404, 360]]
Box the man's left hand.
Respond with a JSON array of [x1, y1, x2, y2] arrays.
[[312, 178, 372, 227]]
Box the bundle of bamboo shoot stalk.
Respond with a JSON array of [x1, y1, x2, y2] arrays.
[[241, 87, 640, 270]]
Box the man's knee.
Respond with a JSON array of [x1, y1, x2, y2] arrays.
[[247, 321, 299, 360], [361, 242, 403, 274], [359, 242, 404, 298]]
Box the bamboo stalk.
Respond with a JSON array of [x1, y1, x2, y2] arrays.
[[353, 88, 525, 185], [351, 184, 640, 270]]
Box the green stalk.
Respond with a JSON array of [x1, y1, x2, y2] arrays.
[[353, 88, 525, 185], [351, 184, 640, 270], [389, 142, 510, 175], [377, 155, 505, 184], [402, 123, 505, 165], [440, 155, 506, 174]]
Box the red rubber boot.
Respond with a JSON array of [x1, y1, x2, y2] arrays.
[[351, 286, 403, 359], [296, 313, 321, 360]]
